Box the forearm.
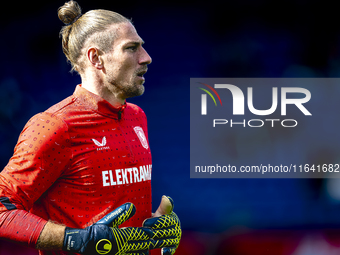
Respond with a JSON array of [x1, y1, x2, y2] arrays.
[[36, 221, 65, 250], [0, 210, 47, 248], [0, 210, 65, 251]]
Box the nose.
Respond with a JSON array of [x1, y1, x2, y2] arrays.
[[139, 46, 152, 65]]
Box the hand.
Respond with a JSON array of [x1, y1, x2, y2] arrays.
[[143, 196, 182, 255], [63, 203, 153, 255]]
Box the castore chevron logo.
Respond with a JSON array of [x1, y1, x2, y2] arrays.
[[92, 136, 107, 147], [92, 136, 110, 151]]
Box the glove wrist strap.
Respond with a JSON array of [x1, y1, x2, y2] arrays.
[[63, 227, 85, 252]]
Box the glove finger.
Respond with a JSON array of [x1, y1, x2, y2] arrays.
[[124, 240, 155, 252], [154, 196, 174, 217], [152, 238, 179, 249], [119, 226, 154, 240], [166, 196, 174, 210], [143, 216, 161, 228], [124, 250, 150, 255], [151, 228, 178, 240], [143, 213, 179, 229], [96, 203, 136, 227], [162, 247, 177, 255]]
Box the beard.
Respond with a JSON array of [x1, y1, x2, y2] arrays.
[[104, 68, 146, 99]]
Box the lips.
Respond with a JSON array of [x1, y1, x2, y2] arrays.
[[136, 69, 147, 77]]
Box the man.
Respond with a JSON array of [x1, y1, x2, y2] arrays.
[[0, 1, 181, 254]]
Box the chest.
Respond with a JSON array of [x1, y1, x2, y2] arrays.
[[63, 113, 152, 188]]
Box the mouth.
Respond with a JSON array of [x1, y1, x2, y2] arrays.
[[136, 69, 147, 77]]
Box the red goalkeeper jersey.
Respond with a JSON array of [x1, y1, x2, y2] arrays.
[[0, 85, 153, 254]]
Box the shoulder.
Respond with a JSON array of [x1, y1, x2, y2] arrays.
[[125, 102, 146, 116], [45, 95, 76, 116], [124, 103, 148, 128], [15, 112, 71, 160], [21, 112, 69, 144], [25, 112, 67, 130]]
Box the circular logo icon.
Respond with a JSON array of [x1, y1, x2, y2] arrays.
[[96, 239, 112, 254]]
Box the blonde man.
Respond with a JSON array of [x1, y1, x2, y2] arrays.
[[0, 1, 181, 255]]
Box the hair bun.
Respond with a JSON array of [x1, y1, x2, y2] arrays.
[[58, 0, 82, 25]]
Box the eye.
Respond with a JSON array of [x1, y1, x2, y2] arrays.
[[126, 45, 138, 52]]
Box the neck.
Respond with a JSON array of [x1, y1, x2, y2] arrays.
[[81, 72, 125, 108]]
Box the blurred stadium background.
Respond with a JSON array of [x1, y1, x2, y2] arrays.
[[2, 0, 340, 254]]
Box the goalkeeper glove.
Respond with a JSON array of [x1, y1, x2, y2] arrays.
[[143, 196, 182, 255], [63, 202, 153, 255]]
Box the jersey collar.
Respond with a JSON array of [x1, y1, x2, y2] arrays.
[[74, 85, 126, 119]]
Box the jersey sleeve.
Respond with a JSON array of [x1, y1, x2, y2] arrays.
[[0, 112, 72, 247]]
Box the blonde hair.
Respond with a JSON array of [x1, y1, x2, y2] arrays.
[[58, 1, 130, 73]]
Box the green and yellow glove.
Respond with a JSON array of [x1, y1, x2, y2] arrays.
[[63, 203, 153, 255], [143, 196, 182, 255]]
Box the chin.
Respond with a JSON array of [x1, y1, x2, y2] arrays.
[[135, 85, 145, 97], [125, 84, 145, 99]]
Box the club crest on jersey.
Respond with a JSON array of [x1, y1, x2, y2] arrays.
[[133, 126, 149, 149], [92, 136, 110, 150]]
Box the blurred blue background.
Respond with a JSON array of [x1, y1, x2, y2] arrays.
[[2, 0, 340, 254]]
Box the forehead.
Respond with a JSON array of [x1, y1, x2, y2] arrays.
[[111, 22, 143, 46]]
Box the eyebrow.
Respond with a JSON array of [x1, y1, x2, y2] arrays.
[[124, 40, 145, 46]]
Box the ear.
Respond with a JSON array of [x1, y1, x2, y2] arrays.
[[87, 47, 104, 70]]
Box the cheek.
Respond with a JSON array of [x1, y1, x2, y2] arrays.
[[119, 62, 135, 77], [106, 54, 136, 78]]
